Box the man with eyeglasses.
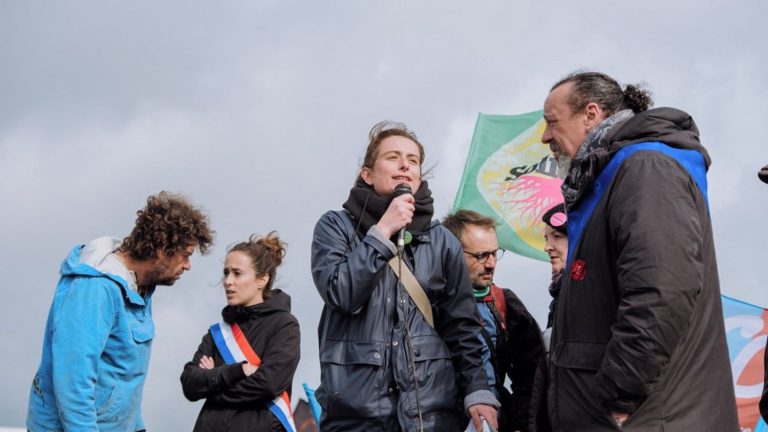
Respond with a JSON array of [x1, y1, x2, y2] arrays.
[[443, 210, 545, 432]]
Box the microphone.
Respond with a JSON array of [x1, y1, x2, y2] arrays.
[[392, 183, 413, 253]]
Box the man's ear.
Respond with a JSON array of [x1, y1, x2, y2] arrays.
[[584, 102, 606, 130]]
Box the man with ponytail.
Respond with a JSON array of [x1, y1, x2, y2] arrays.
[[541, 71, 738, 430]]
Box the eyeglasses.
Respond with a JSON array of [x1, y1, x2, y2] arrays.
[[463, 249, 504, 264]]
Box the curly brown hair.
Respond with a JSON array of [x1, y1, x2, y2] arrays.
[[228, 231, 286, 299], [119, 191, 214, 260]]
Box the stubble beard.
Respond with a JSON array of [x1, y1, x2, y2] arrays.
[[147, 262, 179, 287], [473, 272, 494, 290]]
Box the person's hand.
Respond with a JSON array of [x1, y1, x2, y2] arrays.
[[198, 355, 215, 369], [377, 193, 415, 238], [612, 411, 629, 427], [242, 362, 258, 376], [468, 403, 498, 431]]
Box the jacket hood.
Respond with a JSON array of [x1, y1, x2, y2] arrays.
[[62, 237, 120, 278], [60, 236, 145, 304], [221, 289, 292, 323], [605, 107, 710, 168], [259, 289, 292, 313]]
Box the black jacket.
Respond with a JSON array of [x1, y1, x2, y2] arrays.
[[761, 346, 768, 421], [478, 286, 545, 431], [180, 290, 300, 432], [548, 108, 739, 431], [311, 210, 491, 432]]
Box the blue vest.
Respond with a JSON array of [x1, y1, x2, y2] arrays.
[[566, 142, 709, 271]]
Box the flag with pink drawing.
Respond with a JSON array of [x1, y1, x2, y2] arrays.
[[453, 110, 563, 261], [722, 295, 767, 431]]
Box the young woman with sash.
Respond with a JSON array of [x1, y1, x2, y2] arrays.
[[181, 232, 300, 431], [310, 121, 499, 432]]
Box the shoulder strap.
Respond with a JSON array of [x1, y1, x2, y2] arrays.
[[388, 257, 434, 328], [478, 309, 506, 397], [490, 285, 507, 330], [481, 287, 507, 332]]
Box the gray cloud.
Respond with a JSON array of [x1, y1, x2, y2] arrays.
[[2, 1, 766, 429]]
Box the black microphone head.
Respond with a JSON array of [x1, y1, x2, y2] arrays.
[[393, 183, 412, 197], [759, 164, 768, 184]]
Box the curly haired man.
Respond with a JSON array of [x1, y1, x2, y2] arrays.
[[27, 191, 215, 432]]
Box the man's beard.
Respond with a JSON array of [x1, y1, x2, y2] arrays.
[[472, 272, 494, 290], [556, 154, 572, 180], [145, 262, 179, 287], [154, 275, 178, 286]]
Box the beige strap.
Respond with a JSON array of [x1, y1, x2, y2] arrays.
[[388, 256, 434, 328]]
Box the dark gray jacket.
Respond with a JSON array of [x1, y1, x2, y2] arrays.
[[311, 210, 492, 432], [761, 344, 768, 421], [548, 108, 739, 431]]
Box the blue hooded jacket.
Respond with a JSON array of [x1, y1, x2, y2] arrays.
[[27, 237, 155, 432]]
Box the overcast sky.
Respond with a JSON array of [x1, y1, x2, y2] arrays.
[[2, 1, 767, 429]]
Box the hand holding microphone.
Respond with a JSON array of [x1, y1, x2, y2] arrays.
[[393, 184, 412, 252], [378, 183, 414, 250]]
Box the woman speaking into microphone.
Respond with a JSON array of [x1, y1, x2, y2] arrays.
[[311, 121, 498, 432]]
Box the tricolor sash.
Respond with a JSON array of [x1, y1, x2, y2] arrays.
[[209, 321, 296, 432]]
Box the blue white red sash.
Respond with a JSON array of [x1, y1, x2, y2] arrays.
[[210, 321, 296, 432]]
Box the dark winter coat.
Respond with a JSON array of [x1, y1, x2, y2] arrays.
[[311, 210, 490, 432], [180, 290, 300, 432], [548, 108, 739, 431], [477, 286, 546, 432]]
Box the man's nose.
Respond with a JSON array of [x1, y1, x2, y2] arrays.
[[542, 125, 553, 145]]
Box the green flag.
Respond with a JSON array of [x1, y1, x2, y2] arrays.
[[453, 110, 563, 262]]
